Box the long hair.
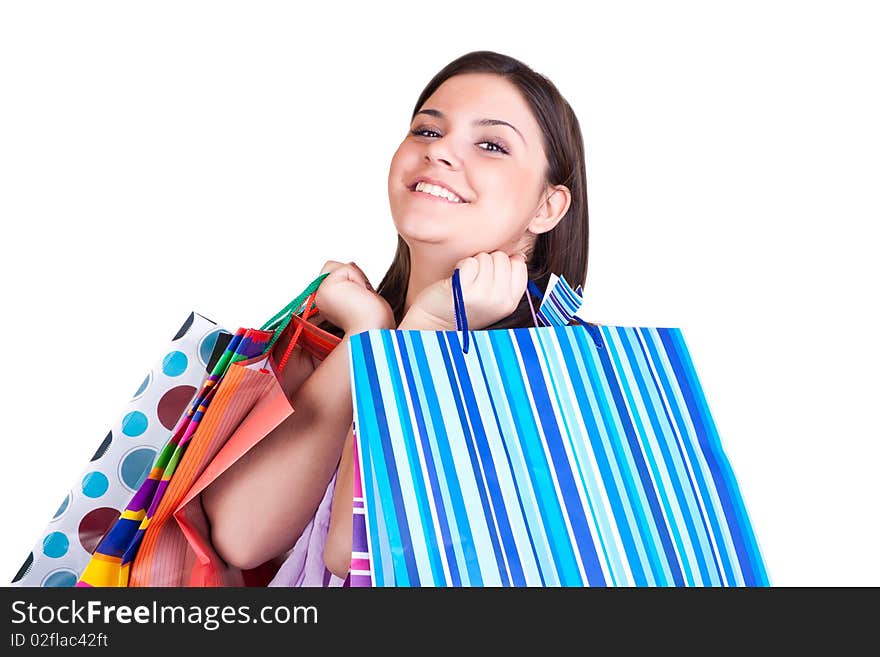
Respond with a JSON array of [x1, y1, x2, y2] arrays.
[[319, 50, 589, 336]]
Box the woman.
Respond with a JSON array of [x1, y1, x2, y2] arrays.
[[201, 50, 590, 584]]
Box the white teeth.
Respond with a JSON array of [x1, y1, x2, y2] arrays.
[[414, 181, 463, 203]]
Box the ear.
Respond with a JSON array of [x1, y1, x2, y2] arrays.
[[527, 183, 572, 235]]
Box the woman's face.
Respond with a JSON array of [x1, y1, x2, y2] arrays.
[[388, 73, 550, 262]]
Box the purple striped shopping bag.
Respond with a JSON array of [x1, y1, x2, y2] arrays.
[[348, 271, 768, 587], [349, 426, 372, 587]]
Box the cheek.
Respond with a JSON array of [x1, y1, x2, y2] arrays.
[[389, 146, 412, 200], [389, 140, 408, 172], [450, 208, 524, 258], [460, 171, 537, 250], [391, 141, 421, 171], [477, 169, 533, 223]]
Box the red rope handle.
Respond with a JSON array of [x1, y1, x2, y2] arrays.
[[277, 291, 319, 373]]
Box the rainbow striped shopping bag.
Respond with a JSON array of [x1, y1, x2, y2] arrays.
[[75, 327, 274, 587], [348, 271, 768, 587], [130, 298, 340, 587]]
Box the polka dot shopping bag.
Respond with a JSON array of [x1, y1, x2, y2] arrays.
[[10, 312, 231, 587]]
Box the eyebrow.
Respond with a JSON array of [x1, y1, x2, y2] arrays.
[[414, 108, 526, 146]]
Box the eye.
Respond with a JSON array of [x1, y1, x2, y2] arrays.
[[411, 127, 441, 138], [409, 127, 510, 155], [477, 140, 509, 155]]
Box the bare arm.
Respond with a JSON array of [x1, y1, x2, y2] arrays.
[[206, 252, 518, 574], [202, 317, 392, 571]]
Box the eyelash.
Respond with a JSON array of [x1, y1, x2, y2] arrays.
[[410, 127, 510, 155]]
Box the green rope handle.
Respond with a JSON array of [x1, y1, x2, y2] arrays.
[[260, 272, 330, 352]]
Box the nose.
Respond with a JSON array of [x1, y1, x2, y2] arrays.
[[424, 136, 459, 168]]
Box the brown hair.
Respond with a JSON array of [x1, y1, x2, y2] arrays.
[[319, 50, 589, 337]]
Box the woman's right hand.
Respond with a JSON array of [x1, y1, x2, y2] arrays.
[[406, 251, 528, 331], [314, 260, 395, 334]]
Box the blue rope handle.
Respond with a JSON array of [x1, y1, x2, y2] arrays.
[[527, 279, 542, 301], [452, 268, 470, 353], [574, 316, 605, 350]]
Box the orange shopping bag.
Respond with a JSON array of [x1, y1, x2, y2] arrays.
[[129, 301, 342, 586]]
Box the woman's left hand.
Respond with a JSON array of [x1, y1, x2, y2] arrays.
[[406, 251, 528, 331], [315, 260, 395, 334]]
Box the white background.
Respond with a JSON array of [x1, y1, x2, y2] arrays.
[[1, 1, 877, 586]]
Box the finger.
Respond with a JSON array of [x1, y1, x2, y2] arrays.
[[455, 255, 479, 286], [340, 263, 370, 290], [320, 260, 345, 275], [347, 261, 375, 291], [323, 262, 364, 286], [509, 253, 529, 310], [474, 252, 494, 293], [492, 251, 511, 306], [491, 251, 511, 298]]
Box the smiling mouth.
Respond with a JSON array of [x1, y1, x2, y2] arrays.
[[406, 183, 470, 204]]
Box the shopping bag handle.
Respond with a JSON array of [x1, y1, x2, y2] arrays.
[[451, 268, 471, 353], [451, 269, 603, 352], [260, 272, 330, 334], [260, 272, 331, 373]]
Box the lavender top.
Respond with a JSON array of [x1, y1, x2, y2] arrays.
[[268, 471, 349, 587]]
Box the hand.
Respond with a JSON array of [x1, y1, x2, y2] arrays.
[[313, 260, 395, 334], [406, 251, 528, 331]]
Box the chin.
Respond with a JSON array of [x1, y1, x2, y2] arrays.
[[397, 229, 449, 247], [392, 212, 452, 245]]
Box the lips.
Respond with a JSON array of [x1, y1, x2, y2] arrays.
[[407, 176, 470, 203]]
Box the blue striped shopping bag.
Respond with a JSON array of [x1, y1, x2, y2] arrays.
[[347, 271, 768, 587]]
